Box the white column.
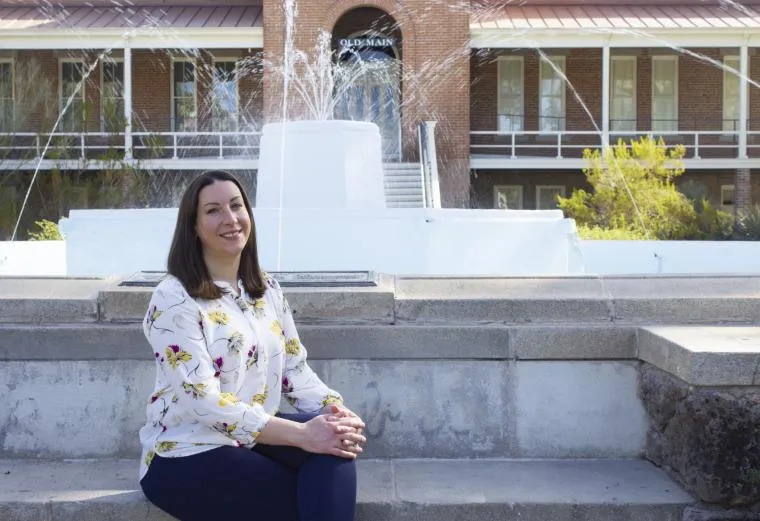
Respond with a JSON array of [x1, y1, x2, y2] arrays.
[[602, 45, 610, 149], [123, 43, 133, 160], [739, 44, 749, 159]]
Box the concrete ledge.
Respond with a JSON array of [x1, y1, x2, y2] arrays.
[[99, 286, 397, 324], [98, 286, 152, 323], [510, 326, 637, 359], [0, 325, 144, 360], [0, 458, 693, 521], [0, 299, 99, 324], [394, 275, 760, 325], [5, 275, 760, 326], [286, 289, 395, 325], [300, 325, 510, 359], [0, 278, 109, 324], [638, 326, 760, 386], [0, 324, 640, 361]]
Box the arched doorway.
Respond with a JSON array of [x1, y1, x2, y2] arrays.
[[333, 8, 402, 161]]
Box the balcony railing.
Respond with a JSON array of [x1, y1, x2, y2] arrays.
[[470, 130, 760, 160], [478, 115, 760, 160], [0, 131, 262, 163]]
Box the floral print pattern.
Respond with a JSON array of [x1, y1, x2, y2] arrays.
[[138, 273, 342, 481]]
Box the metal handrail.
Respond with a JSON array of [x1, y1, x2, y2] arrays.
[[470, 129, 754, 160], [0, 131, 262, 161]]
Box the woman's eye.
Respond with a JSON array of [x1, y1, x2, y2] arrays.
[[207, 208, 218, 214]]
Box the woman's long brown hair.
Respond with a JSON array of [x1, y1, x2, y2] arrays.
[[167, 170, 265, 300]]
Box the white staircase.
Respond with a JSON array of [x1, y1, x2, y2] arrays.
[[383, 162, 425, 208]]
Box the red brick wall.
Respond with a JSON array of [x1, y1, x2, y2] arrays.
[[131, 50, 171, 132], [471, 169, 760, 210], [6, 48, 264, 135], [237, 50, 264, 130], [472, 47, 760, 134], [11, 50, 59, 133]]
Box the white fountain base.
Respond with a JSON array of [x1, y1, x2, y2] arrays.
[[57, 119, 582, 277], [256, 120, 386, 210], [59, 207, 582, 277]]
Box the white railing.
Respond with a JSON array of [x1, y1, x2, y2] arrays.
[[470, 130, 759, 160], [0, 131, 262, 162]]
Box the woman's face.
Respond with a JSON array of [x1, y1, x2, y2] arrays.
[[195, 180, 251, 260]]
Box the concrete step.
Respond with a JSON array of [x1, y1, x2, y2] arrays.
[[5, 275, 760, 326], [384, 162, 424, 208], [0, 458, 693, 521]]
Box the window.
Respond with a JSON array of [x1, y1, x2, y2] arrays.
[[101, 59, 124, 132], [494, 185, 524, 209], [497, 57, 523, 132], [536, 185, 566, 210], [0, 60, 12, 132], [539, 56, 566, 132], [172, 59, 196, 131], [611, 56, 636, 132], [60, 60, 85, 132], [723, 56, 741, 133], [652, 56, 678, 132], [212, 60, 239, 131], [0, 186, 17, 237], [721, 184, 735, 212]]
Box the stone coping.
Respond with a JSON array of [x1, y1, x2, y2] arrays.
[[1, 321, 758, 387], [0, 458, 692, 521], [0, 324, 635, 361], [2, 274, 760, 325], [639, 326, 760, 386]]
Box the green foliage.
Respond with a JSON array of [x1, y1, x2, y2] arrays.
[[577, 225, 647, 240], [735, 204, 760, 240], [27, 219, 63, 241], [746, 469, 760, 485], [559, 136, 734, 241], [692, 199, 735, 241]]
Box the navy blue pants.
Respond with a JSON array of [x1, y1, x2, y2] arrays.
[[140, 413, 357, 521]]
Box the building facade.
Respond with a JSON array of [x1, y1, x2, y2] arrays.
[[0, 0, 759, 237]]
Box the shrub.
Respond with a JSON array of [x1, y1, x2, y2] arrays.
[[735, 204, 760, 240], [27, 219, 63, 241], [577, 225, 648, 240]]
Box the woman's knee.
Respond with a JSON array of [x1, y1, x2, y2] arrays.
[[304, 454, 357, 481]]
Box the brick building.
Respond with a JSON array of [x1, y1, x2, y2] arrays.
[[0, 0, 759, 224]]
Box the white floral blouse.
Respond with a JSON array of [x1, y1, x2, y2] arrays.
[[138, 272, 343, 481]]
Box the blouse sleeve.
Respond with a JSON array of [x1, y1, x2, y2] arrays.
[[144, 278, 272, 446], [267, 275, 344, 413]]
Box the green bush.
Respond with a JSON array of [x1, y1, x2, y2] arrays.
[[558, 136, 696, 240], [735, 204, 760, 240], [27, 219, 63, 241], [692, 199, 734, 241], [559, 137, 736, 241], [577, 225, 648, 240]]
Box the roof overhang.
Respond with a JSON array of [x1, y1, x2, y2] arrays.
[[0, 27, 263, 50], [470, 4, 760, 49], [0, 5, 263, 49], [470, 27, 760, 49]]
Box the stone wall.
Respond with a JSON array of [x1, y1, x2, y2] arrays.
[[640, 363, 760, 509]]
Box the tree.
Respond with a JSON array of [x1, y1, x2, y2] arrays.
[[558, 136, 732, 240]]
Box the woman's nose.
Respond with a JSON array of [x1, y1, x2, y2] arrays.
[[222, 206, 237, 222]]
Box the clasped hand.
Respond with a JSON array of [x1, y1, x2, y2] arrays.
[[300, 405, 366, 459]]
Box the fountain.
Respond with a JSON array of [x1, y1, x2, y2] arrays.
[[3, 0, 760, 279], [53, 13, 582, 278], [256, 120, 386, 210]]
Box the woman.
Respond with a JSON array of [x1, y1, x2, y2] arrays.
[[139, 170, 365, 521]]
